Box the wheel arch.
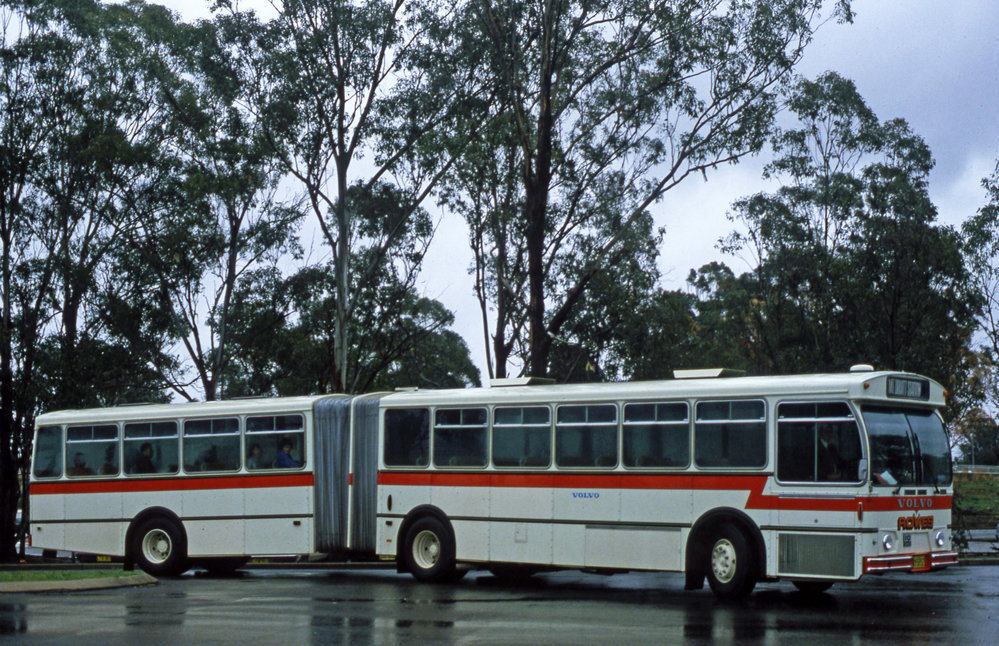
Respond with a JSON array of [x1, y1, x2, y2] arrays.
[[125, 507, 187, 567], [684, 507, 766, 590], [395, 505, 455, 573]]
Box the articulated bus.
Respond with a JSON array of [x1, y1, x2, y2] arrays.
[[28, 367, 956, 598]]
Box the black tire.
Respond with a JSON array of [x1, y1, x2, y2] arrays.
[[402, 515, 457, 582], [705, 523, 757, 600], [132, 517, 188, 577], [792, 580, 834, 595]]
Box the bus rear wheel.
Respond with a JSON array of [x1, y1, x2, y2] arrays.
[[132, 517, 188, 577], [705, 523, 756, 600], [402, 516, 457, 583]]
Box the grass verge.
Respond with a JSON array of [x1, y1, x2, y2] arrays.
[[953, 472, 999, 529], [0, 569, 128, 583]]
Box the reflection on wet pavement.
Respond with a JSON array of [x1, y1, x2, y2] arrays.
[[0, 566, 996, 645]]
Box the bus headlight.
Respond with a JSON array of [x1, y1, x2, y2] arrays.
[[882, 533, 895, 551], [935, 531, 946, 548]]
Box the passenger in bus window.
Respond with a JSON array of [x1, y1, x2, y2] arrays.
[[246, 443, 267, 470], [196, 445, 224, 471], [67, 452, 93, 476], [134, 443, 157, 474], [274, 439, 301, 468], [100, 445, 117, 475], [817, 424, 844, 480]]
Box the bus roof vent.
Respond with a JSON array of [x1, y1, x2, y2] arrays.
[[673, 368, 746, 379], [849, 364, 875, 373], [490, 377, 556, 387]]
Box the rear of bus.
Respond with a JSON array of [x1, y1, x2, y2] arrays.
[[855, 374, 957, 574]]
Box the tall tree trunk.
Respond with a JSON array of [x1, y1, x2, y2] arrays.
[[334, 161, 350, 394], [0, 222, 16, 561], [525, 12, 555, 379]]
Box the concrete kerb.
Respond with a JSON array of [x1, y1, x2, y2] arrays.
[[0, 572, 157, 594]]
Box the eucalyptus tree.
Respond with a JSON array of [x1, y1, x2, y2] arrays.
[[0, 0, 57, 562], [455, 0, 853, 378], [963, 162, 999, 379], [720, 73, 976, 399], [219, 183, 481, 396], [221, 0, 481, 393], [220, 260, 481, 395], [25, 1, 184, 409], [0, 0, 188, 558], [105, 11, 306, 402]]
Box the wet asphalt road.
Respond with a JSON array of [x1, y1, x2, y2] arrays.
[[2, 564, 998, 645]]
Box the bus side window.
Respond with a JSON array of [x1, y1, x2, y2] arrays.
[[493, 406, 551, 468], [623, 403, 689, 468], [33, 426, 63, 479], [556, 405, 617, 468], [183, 418, 240, 473], [694, 401, 766, 468], [384, 409, 430, 467], [433, 408, 487, 468], [66, 425, 119, 477], [124, 421, 179, 475], [246, 414, 306, 470], [776, 402, 861, 483]]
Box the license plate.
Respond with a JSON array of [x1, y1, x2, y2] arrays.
[[912, 555, 926, 569]]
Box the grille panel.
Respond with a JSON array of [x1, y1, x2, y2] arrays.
[[778, 533, 855, 577]]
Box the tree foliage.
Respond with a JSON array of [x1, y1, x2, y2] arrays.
[[453, 0, 854, 378], [714, 72, 977, 403], [0, 0, 478, 561], [224, 0, 480, 392]]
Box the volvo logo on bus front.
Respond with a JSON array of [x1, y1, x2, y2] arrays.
[[897, 497, 934, 510]]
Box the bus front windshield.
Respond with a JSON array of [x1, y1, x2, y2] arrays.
[[861, 407, 952, 487]]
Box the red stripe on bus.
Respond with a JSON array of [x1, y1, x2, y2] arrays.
[[376, 472, 951, 512], [29, 473, 314, 495]]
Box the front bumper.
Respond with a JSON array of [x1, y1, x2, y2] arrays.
[[863, 551, 959, 573]]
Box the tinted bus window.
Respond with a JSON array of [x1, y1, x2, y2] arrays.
[[776, 402, 861, 483], [863, 407, 952, 486], [66, 425, 119, 477], [124, 421, 179, 475], [493, 406, 551, 468], [384, 409, 430, 467], [33, 426, 63, 479], [183, 418, 240, 472], [556, 404, 617, 468], [246, 414, 306, 470], [694, 400, 766, 468], [623, 403, 689, 467], [434, 408, 487, 468]]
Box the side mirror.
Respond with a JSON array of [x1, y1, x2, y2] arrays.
[[857, 458, 869, 482]]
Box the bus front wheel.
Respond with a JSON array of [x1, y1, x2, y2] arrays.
[[705, 523, 756, 600], [402, 515, 456, 583], [132, 517, 188, 577]]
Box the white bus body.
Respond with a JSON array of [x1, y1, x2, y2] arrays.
[[29, 370, 956, 597]]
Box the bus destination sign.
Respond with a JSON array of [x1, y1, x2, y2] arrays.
[[886, 376, 930, 401]]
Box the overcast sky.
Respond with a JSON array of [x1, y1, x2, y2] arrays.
[[169, 1, 999, 380]]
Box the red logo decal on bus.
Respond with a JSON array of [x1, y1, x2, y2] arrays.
[[897, 515, 934, 530]]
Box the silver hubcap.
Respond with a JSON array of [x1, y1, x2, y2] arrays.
[[141, 529, 172, 564], [711, 538, 737, 584], [412, 530, 441, 570]]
